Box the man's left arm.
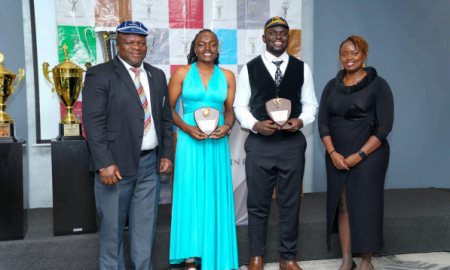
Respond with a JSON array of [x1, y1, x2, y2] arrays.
[[159, 72, 174, 173], [298, 63, 318, 129], [282, 63, 318, 131]]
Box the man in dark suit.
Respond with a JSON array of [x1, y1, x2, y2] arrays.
[[82, 21, 173, 270]]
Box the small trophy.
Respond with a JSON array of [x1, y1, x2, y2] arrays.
[[96, 31, 117, 63], [0, 53, 25, 142], [194, 107, 220, 136], [42, 44, 91, 141], [85, 28, 118, 63], [265, 97, 291, 127]]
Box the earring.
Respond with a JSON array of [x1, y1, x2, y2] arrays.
[[363, 63, 365, 68], [342, 66, 344, 70]]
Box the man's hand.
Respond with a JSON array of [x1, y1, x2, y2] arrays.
[[99, 165, 122, 186], [253, 120, 279, 136], [281, 118, 304, 132], [159, 158, 173, 174]]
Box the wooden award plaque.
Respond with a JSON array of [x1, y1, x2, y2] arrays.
[[194, 107, 220, 136], [265, 98, 292, 127]]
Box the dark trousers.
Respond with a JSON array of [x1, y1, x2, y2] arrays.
[[95, 150, 160, 270], [245, 131, 306, 260]]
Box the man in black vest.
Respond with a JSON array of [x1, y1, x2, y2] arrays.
[[234, 17, 318, 270]]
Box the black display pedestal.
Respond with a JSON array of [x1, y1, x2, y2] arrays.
[[51, 139, 96, 236], [0, 140, 27, 241]]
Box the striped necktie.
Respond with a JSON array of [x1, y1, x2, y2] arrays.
[[272, 60, 284, 87], [130, 68, 151, 134]]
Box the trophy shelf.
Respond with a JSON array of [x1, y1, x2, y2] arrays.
[[0, 140, 27, 241], [51, 139, 96, 236]]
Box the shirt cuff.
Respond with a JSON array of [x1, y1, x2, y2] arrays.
[[249, 118, 258, 133], [298, 114, 315, 130]]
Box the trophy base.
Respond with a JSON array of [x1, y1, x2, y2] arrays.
[[57, 123, 85, 141], [0, 123, 19, 143]]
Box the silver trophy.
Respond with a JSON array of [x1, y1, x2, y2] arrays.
[[84, 28, 117, 64]]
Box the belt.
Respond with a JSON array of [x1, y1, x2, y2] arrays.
[[140, 148, 154, 156]]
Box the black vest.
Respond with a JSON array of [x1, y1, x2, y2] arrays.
[[248, 55, 304, 122]]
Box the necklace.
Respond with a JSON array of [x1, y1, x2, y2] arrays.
[[198, 69, 214, 76]]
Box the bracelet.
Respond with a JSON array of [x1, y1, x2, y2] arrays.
[[329, 150, 336, 155], [224, 123, 232, 135]]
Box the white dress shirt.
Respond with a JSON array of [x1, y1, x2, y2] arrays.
[[118, 57, 158, 150], [233, 50, 318, 132]]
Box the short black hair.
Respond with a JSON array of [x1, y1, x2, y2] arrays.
[[187, 29, 220, 65]]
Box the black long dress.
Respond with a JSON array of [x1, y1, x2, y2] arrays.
[[318, 67, 394, 253]]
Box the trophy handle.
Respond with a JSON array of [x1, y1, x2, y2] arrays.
[[81, 62, 92, 89], [84, 27, 97, 64], [11, 69, 25, 94], [42, 62, 55, 93]]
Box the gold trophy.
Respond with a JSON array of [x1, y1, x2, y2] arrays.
[[42, 44, 91, 141], [0, 53, 25, 142]]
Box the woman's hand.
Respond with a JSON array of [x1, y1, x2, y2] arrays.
[[330, 152, 349, 171], [184, 125, 208, 141], [209, 125, 231, 139], [344, 153, 363, 168]]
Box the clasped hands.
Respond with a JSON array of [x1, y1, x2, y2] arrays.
[[186, 124, 230, 141], [330, 152, 363, 171], [99, 158, 173, 186], [253, 119, 303, 136]]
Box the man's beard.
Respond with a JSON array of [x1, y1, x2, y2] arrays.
[[267, 44, 287, 55]]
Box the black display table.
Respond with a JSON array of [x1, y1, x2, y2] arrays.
[[51, 139, 96, 236], [0, 140, 27, 241]]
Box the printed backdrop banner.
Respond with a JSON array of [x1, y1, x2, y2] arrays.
[[53, 0, 303, 224]]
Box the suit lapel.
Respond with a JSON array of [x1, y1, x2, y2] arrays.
[[113, 57, 143, 109]]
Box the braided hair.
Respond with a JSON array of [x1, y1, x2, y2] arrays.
[[338, 35, 369, 60], [187, 29, 220, 65]]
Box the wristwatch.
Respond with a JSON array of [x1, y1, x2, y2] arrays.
[[358, 150, 366, 159]]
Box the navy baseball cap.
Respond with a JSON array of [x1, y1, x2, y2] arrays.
[[264, 16, 289, 32], [116, 21, 149, 36]]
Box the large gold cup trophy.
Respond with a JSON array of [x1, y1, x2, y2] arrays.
[[42, 44, 91, 141], [0, 53, 25, 142]]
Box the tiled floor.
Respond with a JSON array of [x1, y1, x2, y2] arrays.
[[236, 252, 450, 270]]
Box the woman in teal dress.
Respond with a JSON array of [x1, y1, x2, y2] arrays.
[[168, 29, 238, 270]]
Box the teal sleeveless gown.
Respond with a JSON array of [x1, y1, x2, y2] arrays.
[[169, 63, 239, 270]]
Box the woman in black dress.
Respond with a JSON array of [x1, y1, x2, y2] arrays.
[[318, 35, 394, 270]]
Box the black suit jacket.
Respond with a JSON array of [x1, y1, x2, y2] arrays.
[[82, 57, 174, 176]]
